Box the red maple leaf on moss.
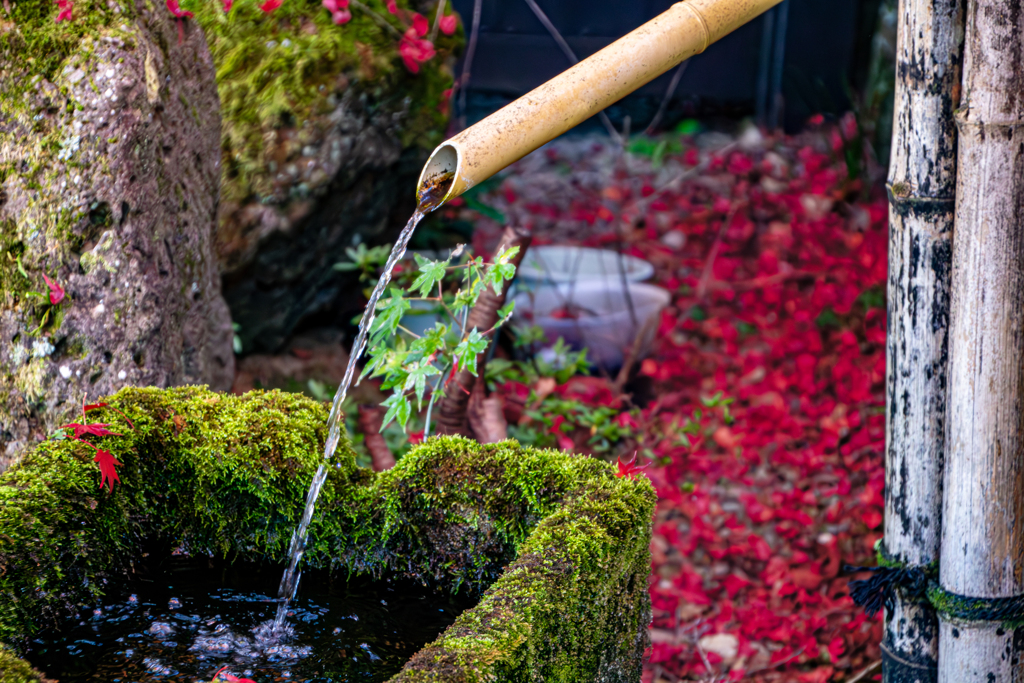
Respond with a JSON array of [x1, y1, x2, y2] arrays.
[[54, 0, 72, 22], [615, 452, 649, 479], [61, 422, 122, 439], [93, 448, 122, 492]]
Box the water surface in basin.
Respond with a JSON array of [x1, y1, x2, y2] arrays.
[[26, 558, 471, 683]]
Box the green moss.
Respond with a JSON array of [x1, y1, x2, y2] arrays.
[[0, 387, 654, 681], [0, 0, 135, 116], [0, 645, 45, 683], [0, 225, 31, 308], [183, 0, 458, 203]]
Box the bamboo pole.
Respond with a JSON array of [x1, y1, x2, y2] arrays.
[[940, 0, 1024, 680], [883, 0, 964, 679], [417, 0, 783, 203]]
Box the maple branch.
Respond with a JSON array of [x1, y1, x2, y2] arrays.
[[422, 366, 448, 438], [395, 323, 422, 339], [440, 281, 466, 335]]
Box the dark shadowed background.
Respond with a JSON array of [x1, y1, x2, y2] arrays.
[[449, 0, 884, 133]]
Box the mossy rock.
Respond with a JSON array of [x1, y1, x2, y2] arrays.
[[186, 0, 461, 352], [0, 0, 235, 469], [0, 386, 654, 681]]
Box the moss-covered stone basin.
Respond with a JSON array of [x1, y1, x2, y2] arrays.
[[0, 386, 654, 682]]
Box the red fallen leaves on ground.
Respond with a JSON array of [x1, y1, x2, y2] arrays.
[[462, 123, 886, 681]]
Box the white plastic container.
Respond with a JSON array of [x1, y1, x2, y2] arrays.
[[512, 280, 671, 369], [516, 246, 654, 288]]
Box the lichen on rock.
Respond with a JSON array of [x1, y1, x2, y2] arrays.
[[0, 386, 653, 681], [0, 0, 235, 470]]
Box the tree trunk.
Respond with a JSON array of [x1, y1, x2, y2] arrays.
[[940, 1, 1024, 680], [466, 375, 509, 444], [435, 226, 531, 438], [357, 404, 396, 471], [883, 0, 964, 679]]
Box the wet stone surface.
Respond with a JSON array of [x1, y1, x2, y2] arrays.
[[26, 560, 472, 683]]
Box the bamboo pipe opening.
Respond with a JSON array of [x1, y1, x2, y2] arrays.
[[417, 142, 461, 206]]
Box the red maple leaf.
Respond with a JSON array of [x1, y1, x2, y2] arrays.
[[213, 666, 257, 683], [62, 422, 122, 439], [398, 30, 435, 73], [93, 448, 122, 492], [55, 0, 72, 22], [438, 14, 457, 35], [615, 452, 649, 479], [165, 0, 192, 17], [411, 12, 428, 37], [42, 273, 65, 304]]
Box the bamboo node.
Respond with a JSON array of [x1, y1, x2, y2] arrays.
[[679, 1, 711, 53]]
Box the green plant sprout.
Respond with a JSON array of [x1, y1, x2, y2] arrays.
[[333, 243, 393, 291], [486, 336, 590, 387], [673, 391, 735, 449], [358, 245, 521, 434]]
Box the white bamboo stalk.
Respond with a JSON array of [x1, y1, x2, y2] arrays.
[[883, 0, 963, 679], [940, 0, 1024, 680]]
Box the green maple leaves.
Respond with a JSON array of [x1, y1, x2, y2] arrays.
[[361, 247, 519, 432]]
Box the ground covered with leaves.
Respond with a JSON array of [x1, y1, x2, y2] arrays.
[[445, 121, 887, 682]]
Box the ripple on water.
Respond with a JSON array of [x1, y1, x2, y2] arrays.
[[26, 559, 473, 683]]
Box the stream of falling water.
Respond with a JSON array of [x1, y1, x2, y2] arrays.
[[272, 174, 453, 633]]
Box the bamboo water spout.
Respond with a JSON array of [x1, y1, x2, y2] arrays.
[[417, 0, 784, 204]]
